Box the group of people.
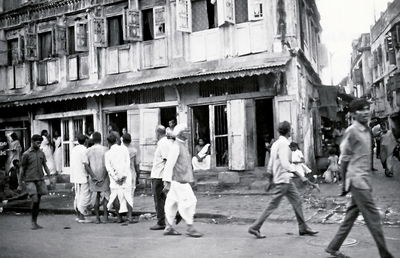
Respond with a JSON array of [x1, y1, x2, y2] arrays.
[[14, 98, 395, 257], [250, 99, 393, 258]]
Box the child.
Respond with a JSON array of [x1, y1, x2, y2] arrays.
[[289, 142, 312, 177], [325, 148, 340, 183]]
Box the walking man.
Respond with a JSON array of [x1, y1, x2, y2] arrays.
[[325, 99, 393, 258], [18, 134, 51, 230], [84, 132, 110, 224], [248, 121, 318, 239], [150, 125, 172, 230], [71, 134, 91, 223], [163, 124, 202, 237]]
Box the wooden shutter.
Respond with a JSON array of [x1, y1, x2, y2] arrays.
[[217, 0, 235, 27], [124, 9, 142, 41], [0, 39, 7, 66], [274, 95, 298, 140], [127, 109, 141, 164], [18, 35, 25, 62], [25, 32, 38, 60], [176, 0, 192, 33], [153, 6, 166, 39], [54, 25, 66, 55], [92, 17, 107, 47], [79, 54, 89, 79], [227, 99, 253, 171], [248, 0, 263, 21], [75, 22, 88, 52], [139, 108, 160, 171], [68, 56, 78, 81], [154, 38, 168, 67]]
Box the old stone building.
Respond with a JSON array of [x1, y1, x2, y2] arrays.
[[0, 0, 325, 180]]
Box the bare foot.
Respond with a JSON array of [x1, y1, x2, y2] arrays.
[[31, 223, 43, 230]]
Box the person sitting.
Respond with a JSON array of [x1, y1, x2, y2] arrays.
[[289, 142, 312, 177], [192, 138, 211, 171]]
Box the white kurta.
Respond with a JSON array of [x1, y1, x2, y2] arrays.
[[53, 136, 62, 173], [105, 144, 133, 213], [40, 136, 56, 174], [192, 144, 211, 171]]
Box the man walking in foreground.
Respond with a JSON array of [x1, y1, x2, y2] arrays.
[[248, 121, 318, 239], [163, 124, 203, 237], [325, 99, 393, 258], [18, 134, 51, 230]]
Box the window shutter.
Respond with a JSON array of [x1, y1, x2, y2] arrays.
[[24, 32, 38, 60], [0, 39, 7, 66], [217, 0, 235, 27], [153, 6, 166, 39], [75, 21, 88, 52], [396, 25, 400, 48], [176, 0, 192, 33], [92, 17, 107, 47], [54, 25, 66, 55], [248, 0, 263, 21], [18, 35, 24, 62], [124, 9, 142, 41]]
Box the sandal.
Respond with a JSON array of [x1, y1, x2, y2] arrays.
[[163, 228, 182, 236]]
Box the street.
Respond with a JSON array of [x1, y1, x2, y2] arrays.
[[0, 214, 399, 258]]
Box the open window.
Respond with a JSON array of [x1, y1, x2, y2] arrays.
[[142, 6, 166, 41], [67, 21, 89, 81], [38, 32, 52, 60], [108, 15, 124, 47]]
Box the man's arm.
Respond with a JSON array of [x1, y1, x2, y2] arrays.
[[41, 153, 51, 177], [162, 144, 179, 191], [84, 163, 99, 181], [339, 161, 349, 196], [105, 153, 120, 182]]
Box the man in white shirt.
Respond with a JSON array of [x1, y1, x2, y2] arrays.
[[163, 124, 203, 237], [105, 133, 134, 223], [70, 134, 91, 223], [150, 125, 172, 230], [248, 121, 318, 239]]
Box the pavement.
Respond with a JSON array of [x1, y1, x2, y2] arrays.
[[2, 157, 400, 226], [0, 214, 399, 258]]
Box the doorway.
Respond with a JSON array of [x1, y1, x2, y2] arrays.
[[107, 111, 127, 136], [160, 107, 177, 128], [255, 99, 274, 166]]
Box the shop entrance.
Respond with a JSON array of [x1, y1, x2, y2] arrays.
[[255, 99, 274, 166], [107, 111, 127, 137]]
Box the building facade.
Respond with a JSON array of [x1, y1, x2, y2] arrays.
[[0, 0, 325, 176], [369, 0, 400, 118]]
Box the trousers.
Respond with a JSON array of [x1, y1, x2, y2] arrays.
[[327, 187, 393, 258], [251, 182, 308, 231], [152, 178, 166, 226], [164, 181, 197, 225]]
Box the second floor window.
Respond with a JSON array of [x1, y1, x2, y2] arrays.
[[39, 31, 52, 60], [7, 39, 18, 65], [108, 15, 124, 46], [68, 26, 76, 54]]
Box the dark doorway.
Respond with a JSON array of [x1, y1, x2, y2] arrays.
[[160, 107, 177, 128], [192, 105, 210, 144], [107, 112, 127, 137], [256, 99, 274, 166]]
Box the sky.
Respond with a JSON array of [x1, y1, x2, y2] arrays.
[[316, 0, 393, 85]]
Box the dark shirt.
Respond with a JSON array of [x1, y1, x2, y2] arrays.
[[21, 147, 47, 182]]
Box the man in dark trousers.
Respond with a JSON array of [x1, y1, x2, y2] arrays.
[[325, 99, 393, 258], [248, 121, 319, 239], [18, 134, 51, 230]]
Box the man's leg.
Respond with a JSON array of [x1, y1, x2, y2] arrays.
[[151, 179, 166, 229], [352, 188, 393, 258], [31, 194, 42, 230], [285, 182, 318, 235], [249, 184, 286, 232], [102, 197, 109, 222], [94, 192, 101, 223], [163, 184, 181, 235], [326, 197, 359, 253]]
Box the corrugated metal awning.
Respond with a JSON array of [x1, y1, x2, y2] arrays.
[[0, 54, 291, 108]]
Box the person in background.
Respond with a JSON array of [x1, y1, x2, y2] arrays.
[[163, 124, 203, 237], [70, 134, 91, 223], [248, 121, 319, 239], [8, 159, 19, 191], [289, 142, 312, 177], [6, 133, 22, 174], [380, 123, 395, 177], [53, 131, 62, 174], [120, 127, 128, 144], [166, 119, 176, 140], [40, 130, 56, 175], [105, 133, 134, 224], [332, 123, 345, 154], [18, 134, 51, 230], [192, 138, 211, 171], [122, 133, 139, 223], [264, 135, 274, 167], [323, 148, 340, 184], [150, 125, 173, 230], [84, 132, 110, 224], [325, 99, 393, 258]]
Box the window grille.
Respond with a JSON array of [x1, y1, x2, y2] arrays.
[[115, 87, 165, 106], [199, 76, 259, 97]]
